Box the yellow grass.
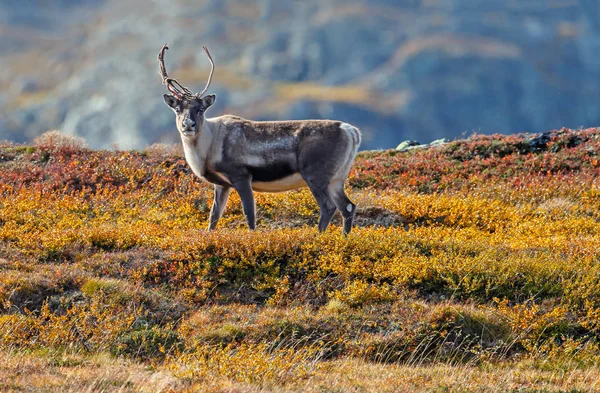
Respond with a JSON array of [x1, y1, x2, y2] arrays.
[[2, 131, 600, 391]]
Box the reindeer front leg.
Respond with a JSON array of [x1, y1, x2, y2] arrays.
[[231, 177, 256, 230], [208, 185, 231, 230]]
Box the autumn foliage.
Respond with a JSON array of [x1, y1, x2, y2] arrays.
[[2, 128, 600, 391]]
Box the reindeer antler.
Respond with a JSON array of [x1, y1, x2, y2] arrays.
[[197, 46, 214, 97], [158, 44, 214, 100]]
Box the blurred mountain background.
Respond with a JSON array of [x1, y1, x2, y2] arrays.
[[1, 0, 600, 150]]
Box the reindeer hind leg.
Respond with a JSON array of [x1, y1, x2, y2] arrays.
[[328, 180, 356, 235], [303, 177, 337, 232]]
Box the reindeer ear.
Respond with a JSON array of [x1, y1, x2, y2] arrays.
[[163, 94, 179, 109], [200, 94, 216, 110]]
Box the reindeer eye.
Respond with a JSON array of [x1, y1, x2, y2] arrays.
[[174, 107, 181, 113]]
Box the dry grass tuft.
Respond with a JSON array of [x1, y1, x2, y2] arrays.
[[33, 130, 87, 149], [144, 143, 183, 157]]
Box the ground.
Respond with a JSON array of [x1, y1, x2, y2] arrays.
[[1, 129, 600, 392]]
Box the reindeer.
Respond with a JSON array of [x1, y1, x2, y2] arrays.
[[158, 44, 361, 234]]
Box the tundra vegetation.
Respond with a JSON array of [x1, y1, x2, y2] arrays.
[[1, 128, 600, 392]]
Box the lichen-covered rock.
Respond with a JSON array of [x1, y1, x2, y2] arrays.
[[429, 138, 450, 147], [396, 140, 421, 151]]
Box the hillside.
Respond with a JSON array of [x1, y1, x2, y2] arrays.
[[2, 128, 600, 391], [3, 1, 600, 150]]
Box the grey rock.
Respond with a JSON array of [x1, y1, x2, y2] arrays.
[[429, 138, 450, 147], [397, 138, 449, 152], [527, 132, 553, 151], [10, 78, 39, 94], [396, 140, 421, 151]]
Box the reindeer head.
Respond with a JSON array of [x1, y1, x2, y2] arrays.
[[158, 44, 216, 137]]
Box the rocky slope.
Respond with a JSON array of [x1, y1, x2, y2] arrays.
[[2, 0, 600, 150]]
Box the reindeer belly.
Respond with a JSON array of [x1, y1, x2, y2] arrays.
[[252, 173, 307, 193]]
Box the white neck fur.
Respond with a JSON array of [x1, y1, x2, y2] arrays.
[[181, 119, 214, 178]]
